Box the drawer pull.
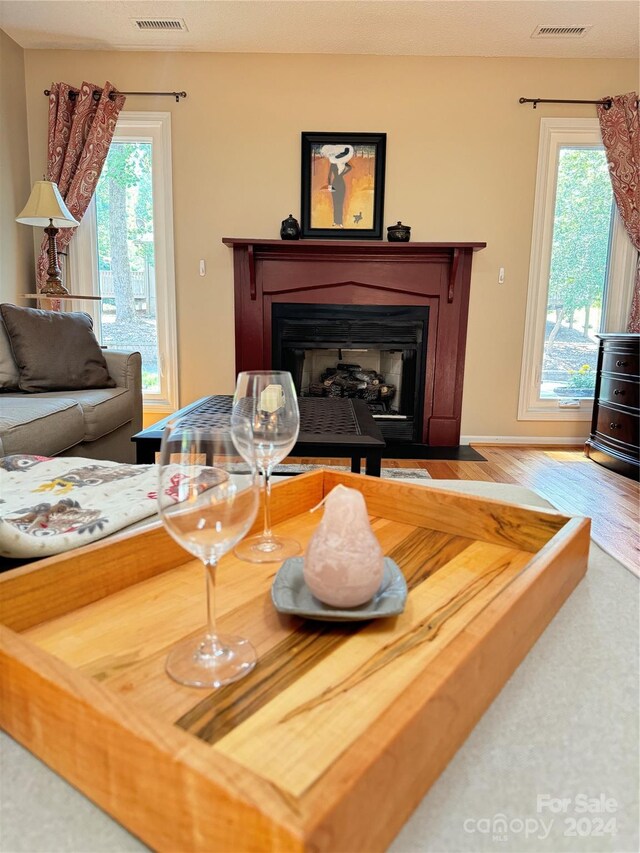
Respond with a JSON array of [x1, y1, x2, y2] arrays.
[[615, 360, 628, 367], [609, 422, 622, 430], [613, 389, 625, 396]]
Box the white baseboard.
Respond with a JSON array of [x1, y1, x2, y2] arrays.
[[461, 435, 588, 446]]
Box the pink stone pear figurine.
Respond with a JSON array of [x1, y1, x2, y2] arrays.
[[304, 484, 384, 607]]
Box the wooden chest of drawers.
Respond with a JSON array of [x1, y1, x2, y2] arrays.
[[585, 333, 639, 480]]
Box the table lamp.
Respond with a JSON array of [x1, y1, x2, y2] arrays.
[[16, 180, 79, 298]]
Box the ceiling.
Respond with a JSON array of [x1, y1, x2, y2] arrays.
[[0, 0, 638, 59]]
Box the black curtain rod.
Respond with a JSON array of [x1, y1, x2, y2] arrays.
[[43, 89, 187, 103], [520, 97, 614, 110], [521, 96, 640, 110]]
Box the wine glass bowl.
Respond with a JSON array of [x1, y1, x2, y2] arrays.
[[157, 419, 259, 688], [160, 466, 255, 563], [233, 371, 301, 563]]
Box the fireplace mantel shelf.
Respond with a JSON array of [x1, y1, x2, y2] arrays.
[[222, 238, 486, 251]]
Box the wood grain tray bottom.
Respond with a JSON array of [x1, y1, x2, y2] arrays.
[[0, 471, 590, 852]]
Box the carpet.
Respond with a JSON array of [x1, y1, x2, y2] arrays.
[[272, 464, 431, 479]]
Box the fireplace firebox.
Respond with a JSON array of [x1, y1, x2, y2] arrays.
[[273, 304, 428, 443], [224, 238, 486, 447]]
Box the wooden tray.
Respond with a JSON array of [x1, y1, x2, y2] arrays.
[[0, 471, 590, 852]]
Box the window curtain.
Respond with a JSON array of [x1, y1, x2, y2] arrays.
[[597, 92, 640, 333], [36, 81, 126, 295]]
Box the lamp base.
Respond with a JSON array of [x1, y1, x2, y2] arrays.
[[44, 222, 69, 296], [41, 281, 71, 297]]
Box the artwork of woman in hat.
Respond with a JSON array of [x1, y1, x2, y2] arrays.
[[320, 144, 355, 227]]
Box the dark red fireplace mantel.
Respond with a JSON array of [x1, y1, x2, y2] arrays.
[[224, 238, 485, 446]]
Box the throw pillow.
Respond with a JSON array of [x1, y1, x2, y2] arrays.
[[0, 303, 116, 393], [0, 314, 20, 391]]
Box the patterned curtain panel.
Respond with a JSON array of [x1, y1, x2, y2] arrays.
[[36, 81, 126, 293], [597, 92, 640, 333]]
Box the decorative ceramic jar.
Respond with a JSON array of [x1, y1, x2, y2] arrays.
[[280, 214, 301, 240], [387, 221, 411, 242]]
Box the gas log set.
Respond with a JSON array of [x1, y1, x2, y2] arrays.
[[307, 363, 397, 413]]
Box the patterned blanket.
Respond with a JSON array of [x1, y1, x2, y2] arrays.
[[0, 455, 159, 559]]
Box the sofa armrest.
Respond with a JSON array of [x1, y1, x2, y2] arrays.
[[103, 350, 143, 435], [103, 350, 141, 389]]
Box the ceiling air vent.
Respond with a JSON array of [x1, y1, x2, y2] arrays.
[[532, 25, 592, 38], [131, 18, 188, 32]]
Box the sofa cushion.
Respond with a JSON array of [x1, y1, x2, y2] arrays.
[[0, 304, 115, 393], [34, 387, 133, 442], [0, 316, 20, 391], [0, 397, 85, 457], [0, 455, 158, 559]]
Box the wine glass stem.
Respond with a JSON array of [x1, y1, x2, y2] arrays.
[[262, 470, 273, 540], [204, 559, 221, 653]]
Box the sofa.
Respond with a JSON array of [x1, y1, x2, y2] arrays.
[[0, 304, 143, 464]]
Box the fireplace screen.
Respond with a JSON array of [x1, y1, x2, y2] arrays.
[[272, 304, 429, 443]]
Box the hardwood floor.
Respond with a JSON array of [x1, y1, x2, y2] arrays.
[[284, 447, 639, 574]]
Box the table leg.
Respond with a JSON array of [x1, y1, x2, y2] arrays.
[[350, 455, 362, 474], [134, 441, 158, 465], [366, 453, 382, 478]]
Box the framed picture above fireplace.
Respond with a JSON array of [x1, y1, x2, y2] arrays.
[[300, 132, 386, 239]]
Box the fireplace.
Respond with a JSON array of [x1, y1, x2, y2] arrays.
[[273, 303, 428, 443], [224, 238, 486, 447]]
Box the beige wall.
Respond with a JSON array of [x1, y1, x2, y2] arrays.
[[1, 30, 33, 303], [23, 50, 636, 438]]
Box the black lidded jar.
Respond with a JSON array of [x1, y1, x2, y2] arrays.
[[280, 214, 301, 240], [387, 221, 411, 242]]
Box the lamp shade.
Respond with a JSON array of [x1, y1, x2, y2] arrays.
[[16, 181, 79, 228]]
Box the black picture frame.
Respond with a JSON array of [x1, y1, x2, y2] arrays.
[[300, 132, 386, 239]]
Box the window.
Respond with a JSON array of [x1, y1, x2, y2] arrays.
[[70, 112, 178, 412], [519, 118, 636, 421]]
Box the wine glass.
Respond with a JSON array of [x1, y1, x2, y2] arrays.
[[232, 370, 300, 563], [157, 417, 260, 688]]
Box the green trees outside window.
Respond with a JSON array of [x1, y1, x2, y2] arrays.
[[95, 142, 159, 392], [542, 147, 614, 398]]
